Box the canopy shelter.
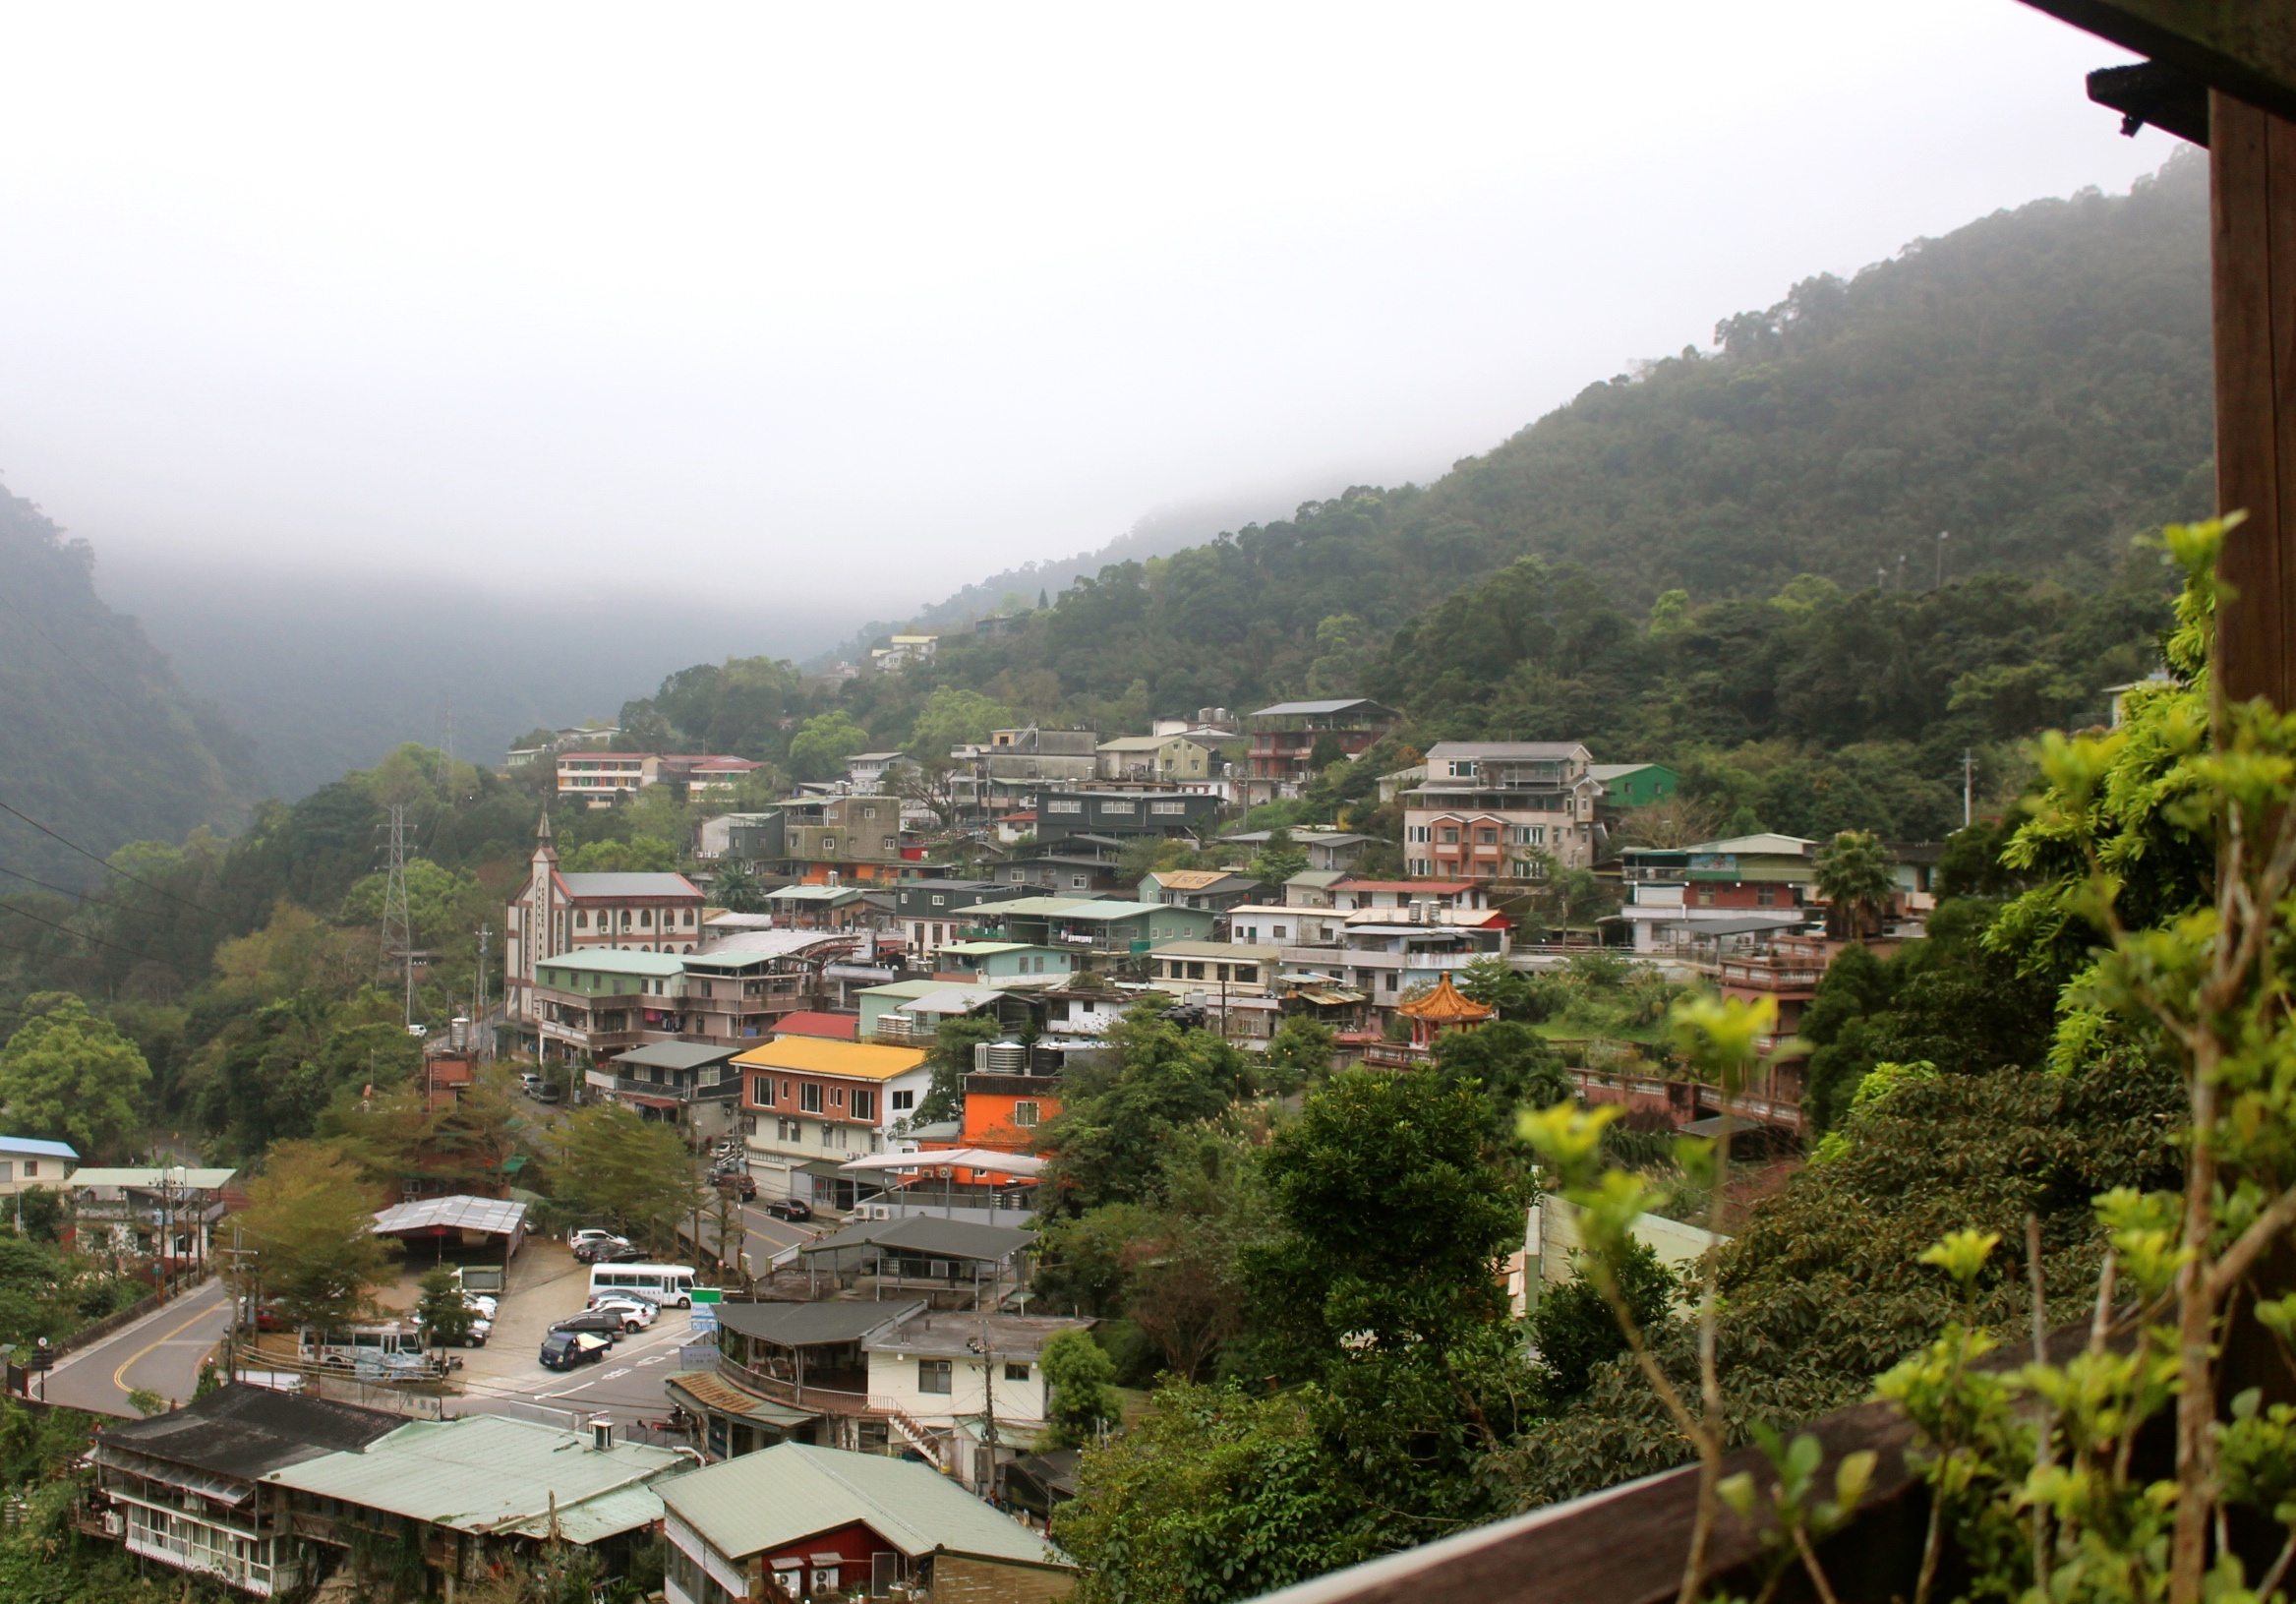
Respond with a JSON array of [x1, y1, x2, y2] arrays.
[[837, 1150, 1045, 1221], [1394, 972, 1496, 1047], [369, 1194, 528, 1264]]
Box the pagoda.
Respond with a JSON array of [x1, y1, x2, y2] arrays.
[[1394, 973, 1496, 1049]]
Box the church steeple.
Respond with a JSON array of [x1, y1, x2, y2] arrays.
[[534, 808, 557, 861]]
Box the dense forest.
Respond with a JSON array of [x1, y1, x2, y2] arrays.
[[0, 483, 261, 889]]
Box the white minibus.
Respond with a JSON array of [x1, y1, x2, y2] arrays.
[[585, 1263, 697, 1307]]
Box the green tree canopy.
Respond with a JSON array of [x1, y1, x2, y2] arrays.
[[1040, 1328, 1122, 1449], [788, 712, 871, 782], [905, 684, 1016, 757], [0, 993, 150, 1160], [237, 1141, 399, 1332], [545, 1103, 702, 1253], [1814, 829, 1896, 938]]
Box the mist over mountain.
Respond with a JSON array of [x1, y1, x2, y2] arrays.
[[0, 483, 260, 886], [95, 565, 862, 800]]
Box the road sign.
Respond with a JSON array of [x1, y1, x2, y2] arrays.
[[689, 1306, 720, 1336], [690, 1288, 723, 1304]]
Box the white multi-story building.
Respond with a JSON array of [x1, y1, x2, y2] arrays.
[[1400, 742, 1603, 879]]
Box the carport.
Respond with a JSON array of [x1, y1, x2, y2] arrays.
[[369, 1195, 529, 1267]]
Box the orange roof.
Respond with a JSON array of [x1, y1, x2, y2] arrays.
[[730, 1036, 924, 1081], [1396, 973, 1496, 1024]]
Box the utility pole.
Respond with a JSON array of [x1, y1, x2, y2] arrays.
[[1963, 748, 1975, 829], [971, 1318, 1000, 1503], [1935, 530, 1949, 589], [475, 924, 493, 1059], [382, 804, 416, 1030]]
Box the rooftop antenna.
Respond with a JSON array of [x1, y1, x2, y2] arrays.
[[382, 803, 416, 1029]]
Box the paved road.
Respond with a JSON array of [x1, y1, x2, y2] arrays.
[[42, 1278, 233, 1417]]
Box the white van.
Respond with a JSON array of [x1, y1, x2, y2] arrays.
[[585, 1263, 697, 1307]]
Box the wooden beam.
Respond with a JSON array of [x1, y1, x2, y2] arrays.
[[2211, 91, 2296, 710], [2020, 2, 2296, 125]]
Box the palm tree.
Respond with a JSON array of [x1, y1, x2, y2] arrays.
[[1814, 830, 1897, 939]]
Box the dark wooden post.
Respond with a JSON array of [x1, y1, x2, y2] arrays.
[[2211, 91, 2296, 710]]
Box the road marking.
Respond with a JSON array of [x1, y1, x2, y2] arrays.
[[543, 1382, 598, 1397], [111, 1297, 225, 1397], [636, 1354, 668, 1365], [600, 1368, 630, 1380]]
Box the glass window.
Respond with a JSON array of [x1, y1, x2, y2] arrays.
[[891, 1089, 915, 1111], [1004, 1362, 1031, 1382], [1014, 1101, 1040, 1127], [851, 1090, 876, 1120], [799, 1084, 824, 1113], [918, 1359, 953, 1394]]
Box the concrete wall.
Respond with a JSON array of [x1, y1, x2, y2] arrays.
[[1518, 1199, 1727, 1315]]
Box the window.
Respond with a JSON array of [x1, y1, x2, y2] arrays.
[[1697, 886, 1717, 906], [1005, 1362, 1031, 1382], [1236, 966, 1258, 983], [891, 1089, 915, 1112], [1150, 801, 1186, 815], [640, 909, 654, 926], [822, 1124, 844, 1148], [20, 1160, 32, 1178], [1014, 1100, 1040, 1127], [1046, 800, 1083, 814], [851, 1089, 876, 1120], [575, 910, 589, 928], [1070, 875, 1088, 889], [799, 1084, 824, 1113], [822, 837, 837, 855], [1099, 800, 1135, 814], [918, 1359, 953, 1394], [1441, 827, 1459, 844], [1478, 828, 1498, 845], [780, 1079, 793, 1101], [682, 910, 694, 925], [1756, 886, 1777, 907], [1186, 962, 1207, 980], [0, 1162, 12, 1184], [832, 1086, 847, 1106], [778, 1117, 800, 1141], [930, 894, 946, 907], [1384, 972, 1398, 991], [883, 837, 897, 851]]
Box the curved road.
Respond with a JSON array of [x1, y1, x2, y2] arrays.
[[41, 1278, 233, 1417]]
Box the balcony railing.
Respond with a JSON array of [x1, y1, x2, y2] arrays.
[[584, 1072, 739, 1102], [718, 1354, 875, 1415]]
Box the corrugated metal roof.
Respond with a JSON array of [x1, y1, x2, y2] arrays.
[[262, 1414, 680, 1537], [666, 1371, 819, 1427], [800, 1217, 1034, 1263], [371, 1195, 528, 1237], [730, 1037, 926, 1081], [966, 896, 1099, 917], [659, 1443, 1070, 1569], [0, 1135, 77, 1159], [537, 949, 685, 977], [1249, 698, 1389, 716], [558, 872, 703, 898], [499, 1481, 667, 1544], [615, 1040, 739, 1071], [71, 1167, 237, 1189], [96, 1384, 399, 1481], [715, 1299, 924, 1347]]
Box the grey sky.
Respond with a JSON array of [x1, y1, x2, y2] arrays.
[[0, 2, 2169, 624]]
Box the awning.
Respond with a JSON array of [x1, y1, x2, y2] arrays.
[[616, 1093, 682, 1111], [839, 1150, 1049, 1178], [667, 1370, 819, 1428]]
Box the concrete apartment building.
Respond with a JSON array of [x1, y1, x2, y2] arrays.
[[736, 1037, 933, 1202], [780, 794, 908, 882], [557, 751, 663, 802], [1400, 741, 1603, 878], [1095, 733, 1212, 782]]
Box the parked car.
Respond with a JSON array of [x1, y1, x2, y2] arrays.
[[418, 1315, 491, 1349], [535, 1082, 564, 1103], [589, 1241, 651, 1264], [762, 1198, 813, 1222], [587, 1296, 657, 1331], [713, 1171, 758, 1201], [567, 1227, 625, 1251], [540, 1332, 610, 1371], [461, 1293, 498, 1321], [549, 1310, 627, 1343], [251, 1297, 290, 1333]]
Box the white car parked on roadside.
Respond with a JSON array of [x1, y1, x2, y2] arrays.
[[587, 1295, 658, 1332]]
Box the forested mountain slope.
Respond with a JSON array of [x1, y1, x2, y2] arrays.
[[0, 483, 260, 888], [817, 153, 2208, 741]]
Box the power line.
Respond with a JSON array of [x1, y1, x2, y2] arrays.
[[0, 897, 171, 965], [0, 861, 137, 912], [0, 796, 215, 915]]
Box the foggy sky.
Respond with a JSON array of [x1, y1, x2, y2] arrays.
[[0, 2, 2172, 630]]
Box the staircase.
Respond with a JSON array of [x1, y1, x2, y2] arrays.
[[879, 1403, 950, 1472]]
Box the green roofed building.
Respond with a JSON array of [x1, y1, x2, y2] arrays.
[[658, 1442, 1073, 1602], [261, 1413, 685, 1588]]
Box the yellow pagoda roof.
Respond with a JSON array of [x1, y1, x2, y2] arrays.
[[1395, 973, 1497, 1024]]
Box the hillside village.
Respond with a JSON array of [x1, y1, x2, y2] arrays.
[[5, 9, 2296, 1599]]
